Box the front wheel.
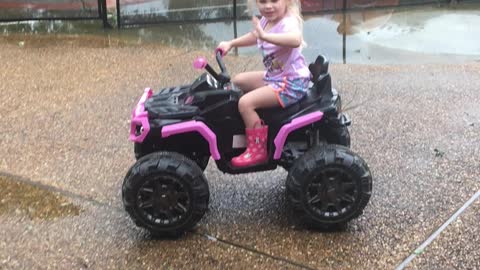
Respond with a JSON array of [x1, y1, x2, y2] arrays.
[[286, 144, 372, 229], [122, 151, 209, 237]]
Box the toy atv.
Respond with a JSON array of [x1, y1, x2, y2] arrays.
[[122, 51, 372, 236]]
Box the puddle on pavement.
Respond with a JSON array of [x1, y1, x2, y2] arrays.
[[0, 34, 130, 48], [0, 20, 139, 48], [0, 175, 81, 220], [0, 19, 160, 48]]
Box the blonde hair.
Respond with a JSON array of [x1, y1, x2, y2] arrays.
[[248, 0, 306, 47]]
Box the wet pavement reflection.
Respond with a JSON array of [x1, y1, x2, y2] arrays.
[[0, 175, 81, 220]]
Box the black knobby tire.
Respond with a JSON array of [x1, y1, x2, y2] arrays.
[[186, 152, 210, 171], [286, 144, 372, 229], [122, 151, 209, 237]]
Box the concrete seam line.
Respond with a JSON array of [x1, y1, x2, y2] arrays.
[[395, 190, 480, 270], [201, 233, 316, 270]]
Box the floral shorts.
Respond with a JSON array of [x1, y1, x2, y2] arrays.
[[265, 77, 310, 108]]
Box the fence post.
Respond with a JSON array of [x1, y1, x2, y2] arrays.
[[116, 0, 121, 28], [342, 0, 347, 64], [233, 0, 238, 55], [99, 0, 111, 28]]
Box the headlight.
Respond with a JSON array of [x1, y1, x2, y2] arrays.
[[135, 125, 144, 136]]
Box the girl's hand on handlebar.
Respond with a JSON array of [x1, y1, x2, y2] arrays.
[[217, 41, 232, 56]]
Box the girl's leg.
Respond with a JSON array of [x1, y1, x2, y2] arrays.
[[232, 71, 265, 93], [238, 85, 279, 127], [231, 85, 278, 167]]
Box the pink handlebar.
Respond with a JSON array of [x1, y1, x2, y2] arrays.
[[193, 57, 207, 70], [193, 48, 225, 70]]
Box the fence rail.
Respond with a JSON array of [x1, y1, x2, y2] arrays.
[[0, 0, 110, 27], [115, 0, 457, 28], [0, 0, 463, 29]]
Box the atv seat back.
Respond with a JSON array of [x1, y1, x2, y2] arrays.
[[309, 55, 329, 83], [308, 55, 332, 98]]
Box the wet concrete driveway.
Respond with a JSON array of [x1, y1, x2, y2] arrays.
[[0, 35, 479, 269]]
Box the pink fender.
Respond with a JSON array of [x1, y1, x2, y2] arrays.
[[162, 121, 221, 160], [273, 112, 324, 160]]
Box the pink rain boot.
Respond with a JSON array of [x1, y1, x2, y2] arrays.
[[231, 122, 268, 168]]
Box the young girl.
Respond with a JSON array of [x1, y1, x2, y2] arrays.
[[217, 0, 310, 168]]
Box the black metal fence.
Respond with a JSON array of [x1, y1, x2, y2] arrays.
[[116, 0, 247, 27], [0, 0, 110, 27], [0, 0, 467, 29], [115, 0, 457, 28]]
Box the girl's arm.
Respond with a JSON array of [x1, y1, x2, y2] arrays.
[[252, 17, 302, 48], [258, 32, 302, 48], [217, 32, 257, 55], [230, 32, 257, 47]]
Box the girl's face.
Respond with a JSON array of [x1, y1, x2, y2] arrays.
[[256, 0, 289, 23]]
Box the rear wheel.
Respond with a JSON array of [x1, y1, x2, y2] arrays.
[[286, 144, 371, 229], [122, 151, 209, 237], [186, 152, 210, 171]]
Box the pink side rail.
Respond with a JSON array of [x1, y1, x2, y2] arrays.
[[273, 111, 324, 160]]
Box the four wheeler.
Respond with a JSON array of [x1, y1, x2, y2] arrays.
[[122, 50, 372, 236]]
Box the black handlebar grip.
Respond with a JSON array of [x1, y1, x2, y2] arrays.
[[215, 49, 227, 74]]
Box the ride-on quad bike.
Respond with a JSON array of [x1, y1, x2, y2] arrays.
[[122, 50, 372, 236]]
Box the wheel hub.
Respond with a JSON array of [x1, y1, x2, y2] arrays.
[[136, 176, 191, 225], [306, 167, 357, 217], [155, 185, 179, 209], [326, 187, 337, 202], [156, 193, 172, 209]]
